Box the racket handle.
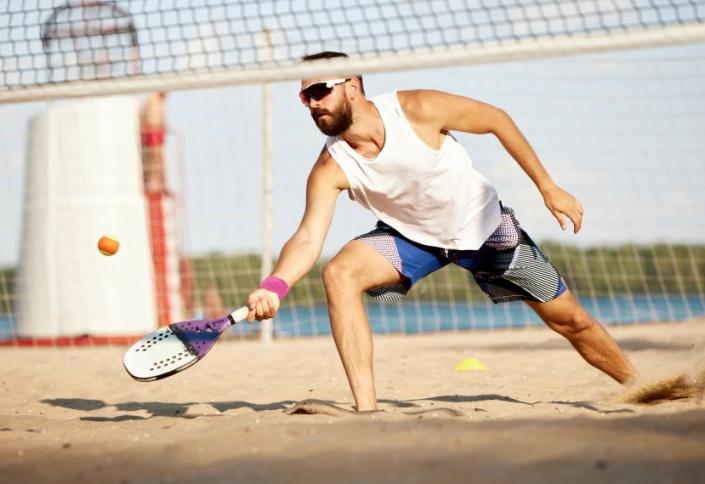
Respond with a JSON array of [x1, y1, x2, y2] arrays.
[[228, 306, 250, 325]]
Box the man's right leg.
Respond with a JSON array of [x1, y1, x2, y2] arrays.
[[322, 240, 404, 411], [526, 290, 638, 384]]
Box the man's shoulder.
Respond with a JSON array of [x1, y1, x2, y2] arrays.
[[397, 89, 440, 118], [315, 143, 333, 164], [310, 145, 349, 190], [396, 89, 442, 123]]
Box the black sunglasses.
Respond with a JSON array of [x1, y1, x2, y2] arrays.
[[299, 78, 349, 105]]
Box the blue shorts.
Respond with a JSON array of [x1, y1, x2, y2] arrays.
[[354, 203, 567, 303]]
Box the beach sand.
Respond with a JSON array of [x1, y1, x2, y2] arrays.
[[1, 318, 704, 483]]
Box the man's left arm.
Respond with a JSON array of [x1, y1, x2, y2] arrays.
[[401, 89, 584, 233]]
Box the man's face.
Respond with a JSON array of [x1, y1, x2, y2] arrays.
[[300, 78, 353, 136]]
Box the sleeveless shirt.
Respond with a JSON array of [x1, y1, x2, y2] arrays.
[[325, 90, 501, 250]]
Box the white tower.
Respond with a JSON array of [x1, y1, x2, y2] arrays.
[[16, 97, 157, 337]]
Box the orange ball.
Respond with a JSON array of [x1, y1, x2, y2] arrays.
[[98, 235, 119, 256]]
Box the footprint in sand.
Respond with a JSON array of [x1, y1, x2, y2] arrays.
[[284, 399, 469, 418], [284, 399, 354, 417]]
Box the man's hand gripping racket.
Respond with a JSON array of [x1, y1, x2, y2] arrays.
[[123, 306, 249, 381]]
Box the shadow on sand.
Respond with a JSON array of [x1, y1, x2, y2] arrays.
[[40, 390, 636, 421], [40, 398, 298, 421]]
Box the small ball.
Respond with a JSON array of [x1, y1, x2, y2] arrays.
[[98, 235, 119, 256]]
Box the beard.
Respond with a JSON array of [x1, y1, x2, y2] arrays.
[[310, 97, 353, 136]]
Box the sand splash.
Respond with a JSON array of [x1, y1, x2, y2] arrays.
[[623, 368, 705, 405]]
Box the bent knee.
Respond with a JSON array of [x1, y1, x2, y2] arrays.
[[322, 258, 364, 294], [545, 309, 594, 337]]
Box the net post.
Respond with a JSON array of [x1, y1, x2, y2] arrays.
[[260, 28, 274, 345]]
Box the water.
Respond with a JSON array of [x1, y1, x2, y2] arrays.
[[2, 294, 704, 340], [270, 294, 705, 338]]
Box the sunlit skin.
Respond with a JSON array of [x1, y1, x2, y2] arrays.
[[247, 77, 638, 411]]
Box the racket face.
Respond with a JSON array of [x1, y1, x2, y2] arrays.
[[123, 316, 232, 381], [123, 325, 199, 381]]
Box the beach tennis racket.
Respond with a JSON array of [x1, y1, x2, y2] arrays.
[[123, 306, 249, 381]]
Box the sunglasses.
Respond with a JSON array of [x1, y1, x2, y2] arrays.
[[299, 78, 349, 105]]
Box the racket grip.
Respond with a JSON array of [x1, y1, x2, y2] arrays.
[[228, 306, 250, 324]]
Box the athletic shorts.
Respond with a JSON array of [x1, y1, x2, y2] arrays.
[[354, 203, 567, 303]]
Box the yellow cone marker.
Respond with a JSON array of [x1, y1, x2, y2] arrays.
[[453, 357, 487, 372]]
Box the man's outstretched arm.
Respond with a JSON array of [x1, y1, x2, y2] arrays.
[[247, 148, 348, 321], [400, 89, 584, 233]]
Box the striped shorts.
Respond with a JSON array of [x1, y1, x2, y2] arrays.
[[354, 203, 567, 303]]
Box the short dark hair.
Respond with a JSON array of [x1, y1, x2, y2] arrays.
[[301, 51, 364, 94]]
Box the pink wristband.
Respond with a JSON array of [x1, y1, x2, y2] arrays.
[[259, 276, 289, 300]]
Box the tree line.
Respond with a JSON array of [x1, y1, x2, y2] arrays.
[[1, 243, 703, 315]]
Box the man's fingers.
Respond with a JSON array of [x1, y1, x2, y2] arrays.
[[559, 209, 582, 234], [551, 203, 584, 233], [572, 209, 583, 233], [552, 209, 567, 230], [255, 298, 264, 321], [246, 289, 280, 321], [568, 212, 581, 233], [246, 293, 257, 322], [260, 298, 271, 318]]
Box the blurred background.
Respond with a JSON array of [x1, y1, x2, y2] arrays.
[[1, 0, 704, 343]]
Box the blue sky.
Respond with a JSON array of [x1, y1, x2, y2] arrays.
[[1, 42, 705, 266]]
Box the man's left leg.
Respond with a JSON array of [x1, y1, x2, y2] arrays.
[[526, 290, 637, 384], [467, 203, 637, 384]]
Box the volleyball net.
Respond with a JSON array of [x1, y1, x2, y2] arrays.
[[0, 1, 704, 342]]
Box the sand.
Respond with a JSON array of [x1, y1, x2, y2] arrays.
[[1, 318, 704, 483]]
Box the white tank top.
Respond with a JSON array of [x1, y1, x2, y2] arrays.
[[325, 90, 501, 250]]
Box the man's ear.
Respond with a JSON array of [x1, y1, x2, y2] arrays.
[[347, 78, 362, 100]]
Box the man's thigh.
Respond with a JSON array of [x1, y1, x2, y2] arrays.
[[329, 239, 406, 291], [352, 222, 448, 301], [454, 205, 568, 304]]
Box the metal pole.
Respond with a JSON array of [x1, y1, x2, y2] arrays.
[[260, 28, 273, 345]]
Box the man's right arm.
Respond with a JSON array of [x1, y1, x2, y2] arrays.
[[247, 147, 348, 321]]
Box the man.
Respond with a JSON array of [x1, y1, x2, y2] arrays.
[[248, 51, 637, 412]]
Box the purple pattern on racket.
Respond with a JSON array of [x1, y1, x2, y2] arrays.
[[170, 316, 232, 359]]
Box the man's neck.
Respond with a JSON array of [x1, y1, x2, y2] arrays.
[[340, 99, 385, 157]]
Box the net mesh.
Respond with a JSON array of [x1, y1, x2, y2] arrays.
[[0, 1, 704, 343], [1, 0, 704, 100]]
